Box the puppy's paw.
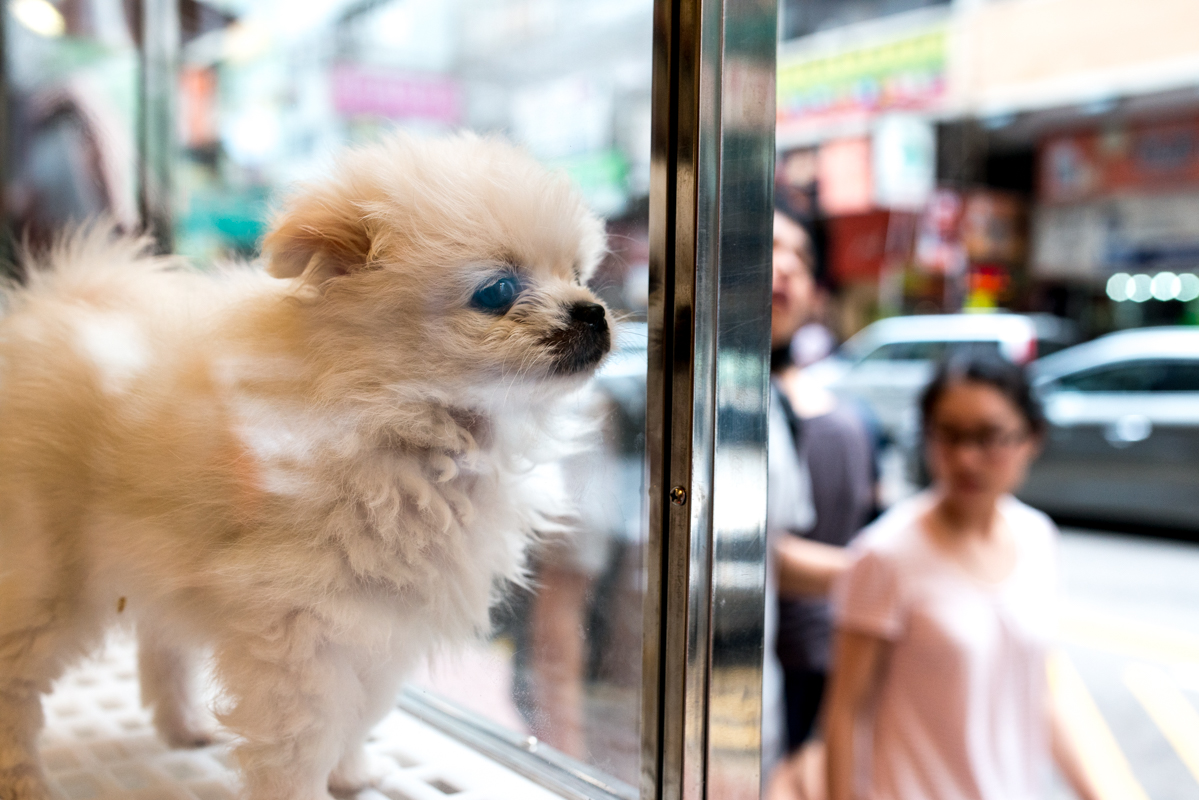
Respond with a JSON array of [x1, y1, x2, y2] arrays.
[[328, 748, 391, 796], [0, 767, 51, 800], [154, 714, 220, 749]]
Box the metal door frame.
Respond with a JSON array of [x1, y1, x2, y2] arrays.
[[642, 0, 777, 798]]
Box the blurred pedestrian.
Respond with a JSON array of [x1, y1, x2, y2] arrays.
[[764, 205, 875, 797], [824, 355, 1100, 800]]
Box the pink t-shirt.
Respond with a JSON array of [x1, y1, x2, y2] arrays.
[[833, 493, 1057, 800]]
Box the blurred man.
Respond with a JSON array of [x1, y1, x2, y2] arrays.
[[765, 206, 875, 799]]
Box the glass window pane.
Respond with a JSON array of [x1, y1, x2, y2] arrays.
[[1058, 363, 1147, 392], [4, 0, 652, 794], [1153, 361, 1199, 392], [177, 0, 654, 790]]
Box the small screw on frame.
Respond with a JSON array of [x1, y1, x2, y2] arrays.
[[669, 486, 687, 506]]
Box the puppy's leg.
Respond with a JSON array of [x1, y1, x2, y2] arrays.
[[0, 608, 94, 800], [0, 681, 49, 800], [215, 617, 360, 800], [327, 662, 406, 795], [138, 623, 216, 748]]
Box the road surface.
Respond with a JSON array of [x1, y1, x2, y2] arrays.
[[1053, 527, 1199, 800]]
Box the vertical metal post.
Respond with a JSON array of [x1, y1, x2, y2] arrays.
[[137, 0, 178, 252], [643, 0, 777, 798], [0, 3, 10, 266], [0, 0, 10, 263]]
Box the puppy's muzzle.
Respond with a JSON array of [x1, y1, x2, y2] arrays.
[[547, 301, 611, 374]]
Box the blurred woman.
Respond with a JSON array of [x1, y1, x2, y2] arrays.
[[824, 355, 1099, 800]]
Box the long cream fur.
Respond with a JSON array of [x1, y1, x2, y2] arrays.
[[0, 133, 611, 800]]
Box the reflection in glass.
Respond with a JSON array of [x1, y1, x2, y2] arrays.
[[3, 0, 139, 255]]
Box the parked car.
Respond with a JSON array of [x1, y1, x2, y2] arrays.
[[1019, 327, 1199, 531], [806, 313, 1074, 445]]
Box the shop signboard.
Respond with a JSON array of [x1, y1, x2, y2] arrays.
[[817, 137, 873, 216], [961, 190, 1026, 265], [1036, 118, 1199, 278], [963, 264, 1012, 310], [828, 210, 892, 282], [914, 189, 966, 276], [872, 114, 935, 211], [331, 64, 461, 124], [810, 116, 935, 219], [1040, 119, 1199, 204], [777, 25, 947, 138], [1033, 192, 1199, 278]]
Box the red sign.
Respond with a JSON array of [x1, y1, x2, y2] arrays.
[[332, 65, 461, 124], [828, 211, 891, 282]]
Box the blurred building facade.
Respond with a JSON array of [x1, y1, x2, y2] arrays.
[[777, 0, 1199, 339], [8, 0, 1197, 337]]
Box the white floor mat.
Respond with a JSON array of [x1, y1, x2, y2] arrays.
[[38, 637, 560, 800]]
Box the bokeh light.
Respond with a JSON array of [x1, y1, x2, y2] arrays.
[[1180, 274, 1199, 303], [1108, 272, 1198, 302], [1106, 273, 1131, 301], [1151, 272, 1181, 301], [1131, 274, 1152, 302]]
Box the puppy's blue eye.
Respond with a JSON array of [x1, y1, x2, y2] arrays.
[[472, 276, 521, 314]]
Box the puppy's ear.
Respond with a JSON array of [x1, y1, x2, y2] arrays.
[[262, 190, 374, 282]]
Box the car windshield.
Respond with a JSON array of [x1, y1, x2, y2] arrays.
[[859, 340, 1002, 362], [1054, 359, 1199, 392]]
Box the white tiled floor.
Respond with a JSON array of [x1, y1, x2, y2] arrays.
[[38, 637, 561, 800]]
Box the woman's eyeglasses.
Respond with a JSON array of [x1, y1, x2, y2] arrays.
[[927, 425, 1030, 455]]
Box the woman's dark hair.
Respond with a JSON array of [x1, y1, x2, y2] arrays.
[[919, 353, 1046, 435]]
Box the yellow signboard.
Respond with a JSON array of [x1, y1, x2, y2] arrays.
[[778, 27, 947, 127]]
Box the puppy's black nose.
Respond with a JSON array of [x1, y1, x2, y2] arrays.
[[569, 302, 607, 332], [549, 301, 610, 374]]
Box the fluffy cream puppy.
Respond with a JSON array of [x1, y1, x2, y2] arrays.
[[0, 133, 611, 800]]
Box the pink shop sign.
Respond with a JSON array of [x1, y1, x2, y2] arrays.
[[332, 65, 462, 124]]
